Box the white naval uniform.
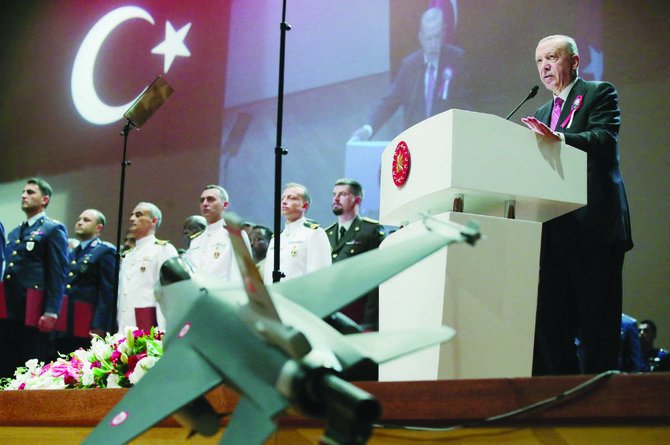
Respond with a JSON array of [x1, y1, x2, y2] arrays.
[[184, 218, 250, 282], [117, 234, 178, 333], [263, 217, 331, 284]]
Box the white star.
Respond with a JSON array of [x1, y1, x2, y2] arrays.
[[582, 45, 603, 81], [151, 21, 192, 73]]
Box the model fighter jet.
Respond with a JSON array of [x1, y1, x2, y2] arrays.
[[83, 214, 480, 445]]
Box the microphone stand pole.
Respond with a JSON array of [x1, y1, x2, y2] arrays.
[[112, 120, 133, 321], [272, 0, 290, 283]]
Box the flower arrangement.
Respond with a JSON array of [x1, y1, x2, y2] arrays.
[[1, 327, 163, 390]]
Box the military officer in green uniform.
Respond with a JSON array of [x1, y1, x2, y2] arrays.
[[326, 179, 385, 331]]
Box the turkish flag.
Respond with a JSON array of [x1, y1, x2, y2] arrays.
[[0, 0, 231, 180]]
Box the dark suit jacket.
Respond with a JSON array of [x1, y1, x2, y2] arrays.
[[534, 78, 632, 251], [370, 44, 467, 133], [3, 215, 69, 320], [62, 238, 116, 334], [326, 216, 386, 328]]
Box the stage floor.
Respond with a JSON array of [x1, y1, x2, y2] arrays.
[[1, 373, 669, 444]]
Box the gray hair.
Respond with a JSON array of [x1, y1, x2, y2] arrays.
[[539, 35, 579, 75], [137, 202, 162, 228]]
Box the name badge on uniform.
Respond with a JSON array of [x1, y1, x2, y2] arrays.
[[26, 241, 35, 251]]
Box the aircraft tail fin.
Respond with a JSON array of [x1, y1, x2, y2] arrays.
[[224, 213, 281, 322]]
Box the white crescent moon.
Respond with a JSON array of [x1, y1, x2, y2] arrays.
[[71, 6, 154, 125]]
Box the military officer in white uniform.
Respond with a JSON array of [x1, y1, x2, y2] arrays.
[[263, 183, 331, 284], [185, 185, 250, 282], [117, 202, 177, 333]]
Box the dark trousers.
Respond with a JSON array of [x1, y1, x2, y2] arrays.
[[532, 218, 625, 376], [0, 319, 53, 379]]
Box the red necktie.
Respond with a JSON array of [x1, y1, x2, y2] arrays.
[[550, 97, 563, 131]]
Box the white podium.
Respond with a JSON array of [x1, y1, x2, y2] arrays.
[[378, 109, 586, 381]]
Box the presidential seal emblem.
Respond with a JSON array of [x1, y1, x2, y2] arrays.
[[392, 140, 410, 186]]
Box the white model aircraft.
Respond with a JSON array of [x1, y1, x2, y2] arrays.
[[83, 213, 480, 445]]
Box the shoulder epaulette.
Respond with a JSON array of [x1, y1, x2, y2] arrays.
[[325, 222, 337, 231], [304, 219, 320, 229], [361, 216, 380, 224], [155, 239, 170, 246], [101, 241, 116, 250], [120, 247, 135, 258], [190, 230, 204, 240]]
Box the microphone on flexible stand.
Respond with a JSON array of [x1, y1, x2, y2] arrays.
[[505, 85, 539, 120]]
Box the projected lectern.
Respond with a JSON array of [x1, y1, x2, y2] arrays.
[[378, 109, 586, 380]]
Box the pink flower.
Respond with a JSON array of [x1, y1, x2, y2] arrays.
[[110, 349, 122, 364]]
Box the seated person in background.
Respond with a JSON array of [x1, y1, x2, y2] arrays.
[[639, 319, 670, 372]]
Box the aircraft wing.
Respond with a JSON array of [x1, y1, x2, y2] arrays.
[[82, 340, 224, 444], [273, 217, 479, 318], [219, 397, 284, 445], [344, 326, 456, 364]]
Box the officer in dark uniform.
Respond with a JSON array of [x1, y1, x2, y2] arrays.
[[52, 209, 116, 356], [0, 178, 68, 378], [326, 179, 385, 331]]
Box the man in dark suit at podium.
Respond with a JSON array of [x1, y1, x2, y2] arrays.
[[522, 35, 633, 375], [0, 178, 69, 378]]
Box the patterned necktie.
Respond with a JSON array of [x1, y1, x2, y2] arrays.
[[339, 226, 346, 243], [550, 97, 564, 131], [425, 63, 437, 118]]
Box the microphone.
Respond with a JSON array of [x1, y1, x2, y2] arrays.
[[505, 85, 539, 120]]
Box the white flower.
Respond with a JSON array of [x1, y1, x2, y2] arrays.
[[91, 338, 113, 362], [128, 356, 158, 385], [80, 366, 95, 387], [24, 359, 42, 375], [118, 339, 132, 356], [107, 373, 121, 388], [73, 348, 93, 363]]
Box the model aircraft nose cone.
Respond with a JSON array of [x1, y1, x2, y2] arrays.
[[160, 256, 196, 285]]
